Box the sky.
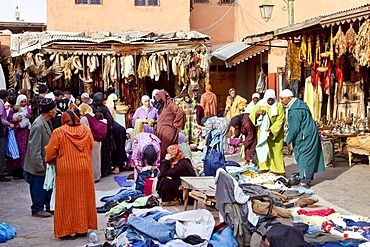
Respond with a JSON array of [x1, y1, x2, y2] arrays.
[[0, 0, 47, 23]]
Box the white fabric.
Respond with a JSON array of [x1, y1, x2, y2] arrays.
[[252, 93, 260, 100], [141, 95, 150, 105], [161, 239, 208, 247], [151, 89, 159, 103], [215, 168, 249, 204], [257, 89, 278, 116], [0, 65, 6, 89], [81, 92, 90, 98], [16, 94, 27, 105], [43, 164, 55, 211], [280, 89, 294, 97], [256, 114, 271, 163], [158, 209, 215, 240], [44, 92, 55, 101]]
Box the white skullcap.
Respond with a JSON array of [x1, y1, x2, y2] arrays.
[[280, 89, 294, 98], [44, 92, 55, 101], [252, 93, 260, 100], [81, 93, 90, 98]]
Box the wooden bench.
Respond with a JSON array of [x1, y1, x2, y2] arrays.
[[180, 177, 216, 210], [347, 146, 370, 167]]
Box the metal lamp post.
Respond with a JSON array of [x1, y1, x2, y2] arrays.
[[259, 0, 295, 25]]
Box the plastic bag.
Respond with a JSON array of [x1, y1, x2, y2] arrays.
[[5, 127, 19, 159]]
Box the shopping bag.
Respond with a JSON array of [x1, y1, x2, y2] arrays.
[[144, 177, 156, 196], [5, 127, 19, 159]]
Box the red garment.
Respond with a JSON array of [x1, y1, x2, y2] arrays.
[[336, 56, 344, 90], [297, 208, 335, 216], [156, 90, 186, 160]]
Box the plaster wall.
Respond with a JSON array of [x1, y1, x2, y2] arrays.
[[47, 0, 191, 32]]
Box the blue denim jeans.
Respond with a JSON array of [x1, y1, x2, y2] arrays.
[[127, 214, 175, 244], [26, 173, 52, 213], [100, 189, 142, 202]]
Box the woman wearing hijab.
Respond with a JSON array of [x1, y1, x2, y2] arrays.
[[245, 93, 260, 114], [106, 93, 118, 120], [158, 144, 196, 206], [180, 93, 197, 143], [131, 132, 161, 193], [229, 113, 257, 164], [45, 110, 97, 240], [79, 103, 107, 182], [92, 92, 114, 176], [249, 89, 285, 175], [154, 90, 186, 160], [132, 95, 158, 134], [7, 94, 32, 179]]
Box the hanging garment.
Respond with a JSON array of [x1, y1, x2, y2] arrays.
[[255, 114, 270, 163]]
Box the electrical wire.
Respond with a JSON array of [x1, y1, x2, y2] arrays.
[[194, 4, 234, 31]]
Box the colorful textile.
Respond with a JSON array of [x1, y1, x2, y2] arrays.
[[132, 106, 158, 134], [181, 100, 197, 143], [45, 123, 97, 238], [132, 132, 161, 168], [249, 102, 285, 173], [202, 116, 230, 152], [297, 208, 335, 216]]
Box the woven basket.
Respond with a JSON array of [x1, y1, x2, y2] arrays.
[[116, 104, 130, 114]]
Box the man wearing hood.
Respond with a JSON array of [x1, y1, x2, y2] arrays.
[[200, 84, 217, 117], [45, 110, 97, 240], [154, 90, 186, 160], [280, 89, 325, 187]]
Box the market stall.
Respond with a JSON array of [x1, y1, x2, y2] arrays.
[[8, 30, 211, 127]]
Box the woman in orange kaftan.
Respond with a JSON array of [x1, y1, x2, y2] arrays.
[[45, 110, 97, 239]]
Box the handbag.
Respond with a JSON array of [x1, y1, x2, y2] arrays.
[[5, 127, 19, 160]]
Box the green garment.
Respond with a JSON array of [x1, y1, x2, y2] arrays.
[[249, 102, 285, 173], [285, 99, 325, 180]]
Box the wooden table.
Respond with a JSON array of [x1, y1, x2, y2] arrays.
[[180, 177, 216, 210], [321, 133, 357, 155], [347, 146, 370, 167]]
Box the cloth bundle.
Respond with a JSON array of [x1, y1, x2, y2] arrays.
[[0, 222, 16, 243]]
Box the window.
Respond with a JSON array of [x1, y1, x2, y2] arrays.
[[193, 0, 210, 3], [135, 0, 158, 6], [218, 0, 236, 4], [75, 0, 102, 4]]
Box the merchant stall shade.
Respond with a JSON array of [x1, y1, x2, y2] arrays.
[[8, 30, 211, 127]]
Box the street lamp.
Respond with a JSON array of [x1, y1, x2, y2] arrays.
[[259, 0, 295, 25]]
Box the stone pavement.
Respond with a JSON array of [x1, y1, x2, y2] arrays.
[[1, 154, 370, 246]]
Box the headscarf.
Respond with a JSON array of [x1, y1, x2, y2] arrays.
[[79, 103, 93, 116], [106, 93, 118, 107], [183, 92, 192, 104], [229, 114, 243, 128], [126, 128, 134, 148], [178, 133, 187, 144], [155, 90, 169, 115], [257, 89, 278, 116], [252, 93, 260, 100], [141, 95, 150, 110], [93, 92, 104, 106], [16, 94, 27, 106], [61, 110, 81, 126], [143, 144, 157, 165], [151, 89, 159, 103], [167, 144, 185, 165], [205, 84, 212, 90]]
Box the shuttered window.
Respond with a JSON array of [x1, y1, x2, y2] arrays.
[[75, 0, 102, 4], [218, 0, 236, 4], [135, 0, 159, 6]]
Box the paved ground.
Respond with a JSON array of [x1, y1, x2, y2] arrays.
[[1, 154, 369, 246]]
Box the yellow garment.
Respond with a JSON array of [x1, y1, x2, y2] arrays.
[[225, 95, 247, 120], [304, 76, 322, 121], [133, 119, 145, 138], [249, 103, 285, 173]]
